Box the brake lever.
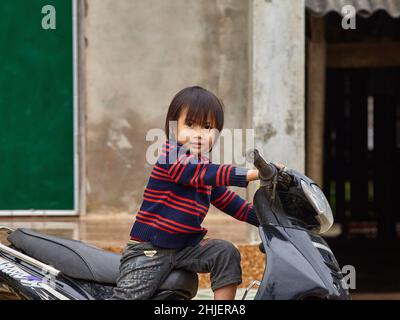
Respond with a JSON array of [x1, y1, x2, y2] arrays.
[[274, 166, 293, 191], [271, 174, 278, 201]]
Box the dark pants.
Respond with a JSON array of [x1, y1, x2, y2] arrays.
[[110, 238, 242, 300]]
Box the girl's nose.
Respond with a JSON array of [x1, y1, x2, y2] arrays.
[[193, 126, 204, 139]]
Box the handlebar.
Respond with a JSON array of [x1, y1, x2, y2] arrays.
[[246, 149, 278, 181]]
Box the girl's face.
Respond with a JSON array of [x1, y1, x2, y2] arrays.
[[175, 108, 217, 156]]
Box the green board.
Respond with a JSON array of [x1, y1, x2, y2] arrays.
[[0, 0, 75, 211]]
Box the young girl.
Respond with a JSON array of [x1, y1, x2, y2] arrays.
[[111, 86, 283, 300]]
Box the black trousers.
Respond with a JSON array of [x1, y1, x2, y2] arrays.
[[110, 238, 242, 300]]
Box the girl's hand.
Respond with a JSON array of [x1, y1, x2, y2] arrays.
[[246, 162, 287, 182], [247, 169, 260, 182], [274, 162, 286, 170]]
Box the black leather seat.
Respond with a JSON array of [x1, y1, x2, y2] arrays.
[[8, 228, 123, 284], [8, 229, 198, 298]]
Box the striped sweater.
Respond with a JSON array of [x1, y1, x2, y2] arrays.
[[130, 139, 260, 249]]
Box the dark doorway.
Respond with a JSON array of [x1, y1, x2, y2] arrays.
[[324, 67, 400, 291]]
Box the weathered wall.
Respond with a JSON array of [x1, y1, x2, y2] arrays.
[[83, 0, 251, 214], [250, 0, 305, 170]]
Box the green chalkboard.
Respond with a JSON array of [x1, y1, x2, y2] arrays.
[[0, 0, 75, 211]]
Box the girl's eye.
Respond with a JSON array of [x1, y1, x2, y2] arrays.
[[186, 121, 193, 127], [204, 124, 212, 130]]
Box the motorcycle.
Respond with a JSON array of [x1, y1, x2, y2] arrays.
[[0, 150, 350, 300]]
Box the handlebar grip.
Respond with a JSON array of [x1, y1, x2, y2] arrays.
[[246, 149, 278, 181]]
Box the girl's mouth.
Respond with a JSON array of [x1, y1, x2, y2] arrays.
[[190, 142, 203, 149]]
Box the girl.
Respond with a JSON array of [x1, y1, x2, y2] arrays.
[[111, 86, 284, 300]]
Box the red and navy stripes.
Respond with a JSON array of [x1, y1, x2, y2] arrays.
[[136, 210, 205, 234], [143, 188, 208, 218], [210, 186, 258, 224], [130, 139, 259, 249]]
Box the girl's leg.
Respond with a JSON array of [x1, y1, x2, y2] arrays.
[[214, 283, 237, 300], [110, 242, 174, 300], [174, 238, 242, 300]]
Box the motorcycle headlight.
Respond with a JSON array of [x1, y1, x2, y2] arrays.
[[300, 180, 334, 234]]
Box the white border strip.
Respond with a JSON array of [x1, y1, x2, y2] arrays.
[[0, 1, 79, 217], [72, 0, 79, 216], [0, 211, 77, 217]]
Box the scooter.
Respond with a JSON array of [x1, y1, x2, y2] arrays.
[[0, 150, 350, 300]]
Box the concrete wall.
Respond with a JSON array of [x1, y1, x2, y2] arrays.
[[250, 0, 305, 170], [247, 0, 305, 242], [83, 0, 251, 214]]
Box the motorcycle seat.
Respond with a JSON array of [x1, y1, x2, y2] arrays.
[[7, 228, 198, 298]]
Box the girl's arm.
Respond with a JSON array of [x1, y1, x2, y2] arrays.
[[158, 143, 284, 187], [159, 152, 256, 188], [211, 186, 259, 227]]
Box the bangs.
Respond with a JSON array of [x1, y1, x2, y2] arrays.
[[165, 86, 224, 138], [183, 98, 223, 130]]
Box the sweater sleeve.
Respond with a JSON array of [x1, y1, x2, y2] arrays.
[[159, 153, 250, 188], [210, 186, 260, 227]]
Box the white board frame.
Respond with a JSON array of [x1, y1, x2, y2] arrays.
[[0, 0, 79, 216]]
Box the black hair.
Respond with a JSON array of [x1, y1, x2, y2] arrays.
[[164, 86, 224, 140]]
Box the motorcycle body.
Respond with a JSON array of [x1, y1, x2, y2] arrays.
[[253, 169, 350, 300]]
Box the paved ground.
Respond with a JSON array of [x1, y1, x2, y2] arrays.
[[194, 289, 257, 300]]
